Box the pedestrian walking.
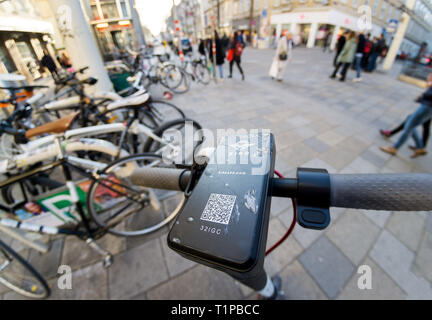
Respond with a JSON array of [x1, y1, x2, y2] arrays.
[[40, 49, 59, 81], [366, 34, 385, 72], [210, 31, 226, 79], [380, 75, 432, 157], [322, 30, 332, 53], [228, 32, 245, 80], [353, 32, 365, 82], [269, 32, 293, 82], [330, 31, 357, 82], [333, 31, 347, 67], [380, 118, 430, 158], [361, 33, 372, 69]]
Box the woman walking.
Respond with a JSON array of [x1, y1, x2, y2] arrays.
[[228, 31, 245, 80], [380, 76, 432, 157], [330, 31, 357, 82], [269, 32, 293, 82]]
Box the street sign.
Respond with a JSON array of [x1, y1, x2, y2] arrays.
[[387, 19, 398, 33]]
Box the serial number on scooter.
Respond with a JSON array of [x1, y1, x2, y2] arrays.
[[199, 225, 222, 235]]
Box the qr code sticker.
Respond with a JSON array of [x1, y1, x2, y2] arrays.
[[200, 193, 237, 225]]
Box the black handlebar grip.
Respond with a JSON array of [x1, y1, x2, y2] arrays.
[[329, 174, 432, 211], [130, 167, 190, 191]]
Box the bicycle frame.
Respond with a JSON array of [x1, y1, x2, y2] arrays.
[[0, 143, 153, 252]]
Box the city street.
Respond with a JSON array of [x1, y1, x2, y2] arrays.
[[2, 47, 432, 300]]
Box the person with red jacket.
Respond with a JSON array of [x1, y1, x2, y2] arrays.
[[228, 31, 245, 80]]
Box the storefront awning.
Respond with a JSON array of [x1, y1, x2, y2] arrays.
[[0, 15, 54, 34]]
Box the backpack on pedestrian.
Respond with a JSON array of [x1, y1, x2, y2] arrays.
[[235, 42, 243, 57]]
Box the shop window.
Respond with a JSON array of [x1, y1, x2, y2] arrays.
[[0, 46, 16, 73]]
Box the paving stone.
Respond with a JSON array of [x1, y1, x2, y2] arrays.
[[299, 236, 355, 299], [279, 260, 328, 300], [293, 225, 325, 249], [361, 210, 392, 228], [304, 137, 330, 153], [337, 258, 406, 299], [159, 236, 196, 278], [146, 265, 243, 300], [301, 157, 337, 173], [62, 233, 126, 270], [320, 146, 358, 171], [264, 218, 303, 276], [108, 238, 169, 299], [360, 149, 388, 169], [27, 238, 63, 280], [316, 130, 346, 147], [370, 230, 432, 299], [327, 211, 381, 265], [386, 212, 425, 252], [414, 230, 432, 283], [343, 157, 380, 173], [48, 262, 108, 300]]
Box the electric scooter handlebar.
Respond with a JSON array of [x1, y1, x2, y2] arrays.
[[130, 168, 432, 211], [329, 173, 432, 211]]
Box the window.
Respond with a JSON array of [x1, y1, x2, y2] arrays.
[[372, 0, 379, 16], [91, 5, 100, 20], [380, 2, 386, 20], [100, 1, 119, 19], [120, 0, 129, 17]]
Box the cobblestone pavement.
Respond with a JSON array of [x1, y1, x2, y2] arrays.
[[2, 47, 432, 300]]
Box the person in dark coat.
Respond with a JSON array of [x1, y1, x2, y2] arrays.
[[333, 31, 347, 67], [367, 34, 385, 72], [208, 32, 225, 79], [40, 49, 59, 80], [353, 32, 365, 82]]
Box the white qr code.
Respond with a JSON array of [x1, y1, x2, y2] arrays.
[[200, 193, 237, 225]]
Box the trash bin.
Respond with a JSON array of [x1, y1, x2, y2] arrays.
[[109, 72, 132, 92]]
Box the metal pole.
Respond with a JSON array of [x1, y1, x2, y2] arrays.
[[249, 0, 255, 41], [172, 0, 184, 61], [217, 0, 220, 32]]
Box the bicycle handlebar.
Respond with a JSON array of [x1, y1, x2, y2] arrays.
[[130, 168, 432, 211]]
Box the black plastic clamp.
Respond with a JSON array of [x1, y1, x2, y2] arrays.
[[296, 168, 331, 230]]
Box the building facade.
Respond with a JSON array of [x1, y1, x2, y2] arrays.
[[0, 0, 55, 81], [84, 0, 145, 60], [201, 0, 432, 56], [166, 0, 203, 42]]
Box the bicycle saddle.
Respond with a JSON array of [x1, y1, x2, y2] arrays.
[[25, 111, 80, 139], [105, 92, 150, 110]]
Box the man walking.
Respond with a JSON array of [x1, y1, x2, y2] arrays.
[[353, 32, 365, 82], [40, 49, 59, 80], [367, 34, 385, 72], [333, 31, 347, 67]]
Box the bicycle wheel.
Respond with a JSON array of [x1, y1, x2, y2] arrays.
[[143, 119, 203, 165], [146, 99, 185, 125], [169, 69, 191, 94], [0, 239, 50, 299], [160, 64, 183, 90], [87, 153, 186, 237], [194, 62, 211, 85]]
